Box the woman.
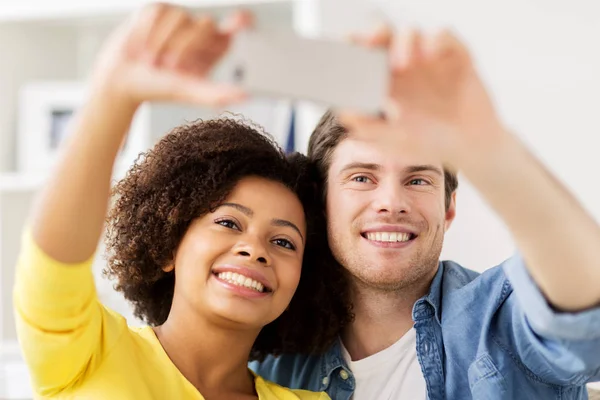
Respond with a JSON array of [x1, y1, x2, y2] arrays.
[[13, 4, 350, 399]]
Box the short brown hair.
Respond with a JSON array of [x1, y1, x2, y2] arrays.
[[307, 110, 458, 209]]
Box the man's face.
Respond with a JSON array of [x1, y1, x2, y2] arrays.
[[326, 137, 456, 291]]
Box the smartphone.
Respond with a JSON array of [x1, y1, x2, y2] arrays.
[[226, 31, 389, 115]]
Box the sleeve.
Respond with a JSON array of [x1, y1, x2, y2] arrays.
[[13, 229, 124, 396], [502, 254, 600, 385]]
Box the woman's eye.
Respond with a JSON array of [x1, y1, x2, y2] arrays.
[[352, 175, 372, 184], [273, 238, 296, 251], [216, 219, 240, 230]]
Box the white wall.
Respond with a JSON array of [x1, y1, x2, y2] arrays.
[[0, 24, 78, 172], [298, 0, 600, 272]]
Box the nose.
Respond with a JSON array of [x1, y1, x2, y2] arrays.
[[234, 235, 271, 266], [372, 179, 411, 215]]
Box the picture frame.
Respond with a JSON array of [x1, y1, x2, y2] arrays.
[[17, 81, 86, 174], [17, 81, 151, 177], [17, 81, 296, 177]]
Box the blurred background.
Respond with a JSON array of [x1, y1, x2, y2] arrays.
[[0, 0, 598, 397]]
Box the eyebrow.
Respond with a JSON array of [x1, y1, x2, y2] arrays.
[[339, 162, 443, 177], [405, 165, 444, 176], [222, 202, 253, 216], [221, 202, 304, 243], [339, 162, 381, 175]]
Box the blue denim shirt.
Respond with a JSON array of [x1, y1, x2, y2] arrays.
[[250, 256, 600, 399]]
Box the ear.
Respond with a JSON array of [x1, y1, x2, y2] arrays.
[[162, 263, 175, 273], [444, 191, 457, 232]]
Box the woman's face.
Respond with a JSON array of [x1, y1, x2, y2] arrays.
[[167, 176, 306, 329]]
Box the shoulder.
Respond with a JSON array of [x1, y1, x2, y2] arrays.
[[440, 259, 514, 319], [441, 258, 510, 293], [441, 259, 481, 287], [438, 259, 525, 342]]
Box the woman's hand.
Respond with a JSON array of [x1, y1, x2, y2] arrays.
[[90, 3, 249, 110], [30, 4, 250, 263]]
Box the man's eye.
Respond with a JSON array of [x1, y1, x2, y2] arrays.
[[352, 175, 372, 184], [273, 238, 296, 251], [409, 178, 428, 186], [216, 219, 240, 230]]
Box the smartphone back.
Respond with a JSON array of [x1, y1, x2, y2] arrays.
[[228, 31, 388, 114]]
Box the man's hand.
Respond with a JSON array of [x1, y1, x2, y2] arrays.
[[90, 3, 249, 110], [341, 28, 507, 167], [344, 26, 600, 311]]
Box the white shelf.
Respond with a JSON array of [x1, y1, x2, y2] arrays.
[[0, 0, 292, 23], [0, 173, 46, 193], [0, 340, 31, 399]]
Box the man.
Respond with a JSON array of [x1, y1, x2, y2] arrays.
[[251, 27, 600, 399]]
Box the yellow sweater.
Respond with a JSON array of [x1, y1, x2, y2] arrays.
[[13, 231, 328, 400]]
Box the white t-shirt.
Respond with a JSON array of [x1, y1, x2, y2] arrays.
[[340, 328, 427, 400]]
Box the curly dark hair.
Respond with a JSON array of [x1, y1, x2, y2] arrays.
[[104, 116, 352, 360]]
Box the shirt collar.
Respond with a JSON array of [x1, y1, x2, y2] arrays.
[[321, 338, 347, 377], [320, 261, 446, 386], [413, 261, 444, 325]]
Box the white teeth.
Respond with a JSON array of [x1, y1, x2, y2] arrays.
[[366, 232, 412, 242], [216, 272, 267, 293]]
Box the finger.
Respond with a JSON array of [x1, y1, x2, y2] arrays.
[[347, 23, 393, 49], [147, 9, 193, 65], [126, 3, 170, 58], [409, 29, 425, 64], [427, 28, 468, 62], [133, 3, 169, 41], [422, 30, 438, 61], [390, 28, 422, 70], [366, 23, 394, 48], [165, 16, 218, 71], [192, 15, 220, 50], [163, 18, 199, 69], [219, 10, 254, 35], [183, 18, 232, 75]]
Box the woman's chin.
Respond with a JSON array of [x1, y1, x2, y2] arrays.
[[206, 298, 278, 330]]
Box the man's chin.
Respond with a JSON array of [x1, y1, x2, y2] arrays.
[[349, 261, 438, 291]]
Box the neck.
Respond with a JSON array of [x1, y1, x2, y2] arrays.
[[153, 299, 259, 396], [341, 273, 434, 361]]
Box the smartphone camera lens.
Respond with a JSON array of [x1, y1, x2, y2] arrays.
[[233, 65, 244, 82]]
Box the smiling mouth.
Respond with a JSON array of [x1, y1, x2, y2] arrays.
[[212, 271, 272, 294], [361, 232, 417, 243]]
